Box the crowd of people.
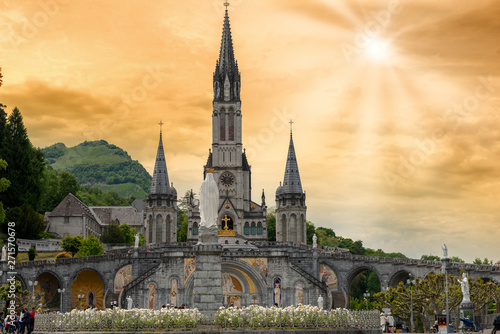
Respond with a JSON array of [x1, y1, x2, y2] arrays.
[[0, 308, 37, 334]]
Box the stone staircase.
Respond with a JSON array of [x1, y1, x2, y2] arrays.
[[121, 263, 161, 302], [290, 261, 328, 294]]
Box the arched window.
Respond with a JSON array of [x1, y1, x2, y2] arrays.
[[156, 214, 163, 244], [228, 111, 234, 141], [148, 215, 153, 244], [220, 109, 226, 141], [193, 222, 199, 235], [281, 214, 287, 242], [251, 221, 256, 235], [289, 214, 297, 243], [165, 215, 171, 243], [244, 222, 249, 235], [257, 222, 263, 235]]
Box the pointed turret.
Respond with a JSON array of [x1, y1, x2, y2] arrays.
[[282, 132, 303, 194], [146, 124, 178, 245], [213, 8, 241, 102], [275, 124, 307, 243], [150, 129, 170, 195]]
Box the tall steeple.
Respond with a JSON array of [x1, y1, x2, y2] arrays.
[[150, 123, 170, 195], [282, 130, 303, 194], [213, 7, 241, 102]]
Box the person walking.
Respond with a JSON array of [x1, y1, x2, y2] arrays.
[[386, 312, 395, 333], [20, 309, 30, 334], [28, 308, 36, 333], [492, 314, 500, 334], [380, 312, 387, 332]]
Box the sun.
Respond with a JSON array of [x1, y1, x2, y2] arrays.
[[364, 37, 392, 62]]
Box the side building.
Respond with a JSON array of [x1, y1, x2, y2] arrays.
[[45, 193, 145, 240]]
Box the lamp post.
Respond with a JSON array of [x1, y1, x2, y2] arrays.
[[57, 288, 65, 312], [77, 293, 84, 309], [407, 274, 415, 333], [28, 280, 38, 309], [363, 290, 371, 310]]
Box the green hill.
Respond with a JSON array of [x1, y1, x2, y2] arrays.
[[42, 140, 152, 199]]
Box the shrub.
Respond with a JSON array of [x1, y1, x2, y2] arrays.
[[28, 247, 37, 261], [56, 251, 72, 259]]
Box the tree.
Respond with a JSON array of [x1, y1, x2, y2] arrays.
[[100, 220, 125, 244], [421, 254, 440, 261], [136, 232, 146, 246], [0, 279, 28, 314], [0, 107, 45, 210], [449, 256, 465, 263], [76, 234, 104, 257], [57, 171, 78, 202], [118, 223, 134, 244], [61, 235, 84, 256], [0, 159, 10, 227], [267, 208, 276, 241], [28, 247, 37, 261], [177, 209, 188, 242], [306, 221, 315, 245], [5, 204, 44, 239]]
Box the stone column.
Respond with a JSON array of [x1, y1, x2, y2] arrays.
[[192, 229, 223, 321]]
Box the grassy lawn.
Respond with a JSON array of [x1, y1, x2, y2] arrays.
[[16, 252, 60, 262]]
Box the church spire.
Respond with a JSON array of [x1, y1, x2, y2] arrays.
[[150, 122, 170, 195], [213, 5, 241, 102], [282, 125, 303, 194]]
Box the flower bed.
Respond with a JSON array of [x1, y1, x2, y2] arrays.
[[213, 305, 379, 329], [35, 308, 204, 331]]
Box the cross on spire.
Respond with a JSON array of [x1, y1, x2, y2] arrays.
[[224, 1, 230, 10], [159, 120, 164, 133], [289, 119, 294, 135]]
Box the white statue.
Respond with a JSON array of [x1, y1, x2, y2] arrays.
[[317, 295, 324, 309], [199, 171, 219, 229], [312, 234, 317, 248], [134, 235, 139, 248], [1, 246, 6, 261], [442, 244, 448, 259], [458, 273, 470, 303], [127, 295, 133, 309]]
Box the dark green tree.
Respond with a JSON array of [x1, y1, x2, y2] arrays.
[[0, 280, 28, 314], [267, 209, 276, 241], [28, 247, 37, 261], [5, 204, 44, 239], [421, 254, 440, 261], [57, 171, 78, 201], [61, 235, 84, 256], [100, 220, 125, 244], [306, 221, 315, 245], [0, 107, 45, 209], [0, 159, 10, 227]]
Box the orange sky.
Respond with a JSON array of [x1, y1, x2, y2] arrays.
[[1, 0, 500, 262]]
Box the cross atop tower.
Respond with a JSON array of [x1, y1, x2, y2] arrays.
[[289, 119, 294, 135], [224, 1, 230, 9], [159, 120, 164, 133]]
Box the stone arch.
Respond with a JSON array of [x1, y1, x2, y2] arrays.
[[156, 214, 163, 243], [345, 264, 382, 306], [33, 271, 63, 307], [192, 222, 199, 235], [289, 214, 297, 242], [219, 213, 234, 230], [257, 221, 263, 235], [169, 276, 180, 307], [113, 264, 133, 295], [389, 270, 413, 288], [293, 280, 306, 305], [272, 276, 282, 307], [70, 268, 105, 310], [146, 281, 158, 309], [244, 221, 249, 235]]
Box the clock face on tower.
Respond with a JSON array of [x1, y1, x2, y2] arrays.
[[220, 172, 235, 187]]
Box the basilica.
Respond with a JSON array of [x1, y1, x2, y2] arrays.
[[144, 7, 307, 246]]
